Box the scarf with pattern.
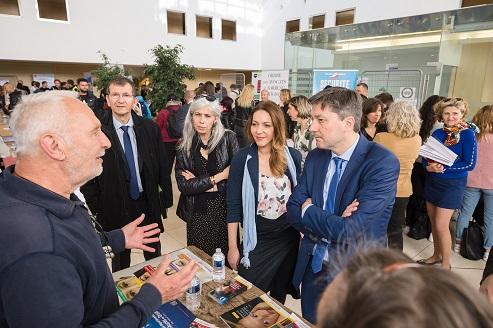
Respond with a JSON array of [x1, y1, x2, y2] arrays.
[[443, 121, 480, 146]]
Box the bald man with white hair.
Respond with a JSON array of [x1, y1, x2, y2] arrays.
[[0, 91, 197, 327]]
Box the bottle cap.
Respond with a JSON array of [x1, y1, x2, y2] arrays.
[[216, 248, 221, 253]]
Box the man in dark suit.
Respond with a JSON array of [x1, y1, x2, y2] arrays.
[[81, 76, 173, 272], [287, 87, 399, 323]]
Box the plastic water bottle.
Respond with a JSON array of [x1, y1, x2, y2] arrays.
[[212, 248, 226, 282], [186, 275, 201, 310]]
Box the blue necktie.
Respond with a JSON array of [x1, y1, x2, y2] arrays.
[[120, 126, 140, 200], [312, 157, 345, 273]]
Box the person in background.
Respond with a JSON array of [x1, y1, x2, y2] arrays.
[[65, 79, 76, 91], [360, 98, 384, 141], [287, 95, 315, 168], [228, 84, 240, 103], [81, 76, 173, 272], [227, 101, 302, 304], [355, 82, 369, 98], [317, 249, 493, 328], [172, 90, 196, 138], [16, 80, 31, 95], [279, 88, 295, 139], [455, 105, 493, 260], [203, 81, 215, 97], [260, 89, 270, 102], [52, 79, 62, 91], [0, 91, 197, 326], [1, 83, 22, 115], [77, 78, 97, 112], [31, 81, 40, 93], [175, 97, 238, 256], [375, 92, 394, 113], [234, 84, 256, 148], [418, 98, 477, 269], [374, 101, 422, 250], [220, 95, 235, 130], [157, 95, 182, 176]]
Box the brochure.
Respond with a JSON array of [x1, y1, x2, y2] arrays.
[[220, 294, 301, 328], [419, 136, 458, 166], [143, 300, 196, 328], [208, 275, 252, 305]]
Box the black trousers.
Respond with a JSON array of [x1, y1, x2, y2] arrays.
[[388, 197, 409, 250], [111, 195, 161, 272], [164, 141, 177, 177]]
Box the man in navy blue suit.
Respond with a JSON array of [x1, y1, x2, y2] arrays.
[[287, 87, 399, 323]]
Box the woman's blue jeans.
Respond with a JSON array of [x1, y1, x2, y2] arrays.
[[455, 187, 493, 249]]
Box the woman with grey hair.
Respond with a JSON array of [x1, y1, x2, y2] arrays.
[[175, 96, 239, 256]]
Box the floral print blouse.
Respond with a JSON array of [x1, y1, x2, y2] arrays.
[[292, 121, 315, 167], [257, 174, 292, 220]]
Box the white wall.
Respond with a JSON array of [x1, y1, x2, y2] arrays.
[[260, 0, 461, 70], [0, 0, 462, 71], [0, 0, 263, 70]]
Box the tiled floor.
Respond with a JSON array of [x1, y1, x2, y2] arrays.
[[126, 176, 486, 317]]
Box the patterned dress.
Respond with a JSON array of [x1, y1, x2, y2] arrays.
[[292, 122, 315, 168]]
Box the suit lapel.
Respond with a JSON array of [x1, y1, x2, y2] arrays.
[[335, 137, 371, 212], [104, 114, 130, 179]]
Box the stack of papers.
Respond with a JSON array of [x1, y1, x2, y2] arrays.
[[419, 136, 458, 166]]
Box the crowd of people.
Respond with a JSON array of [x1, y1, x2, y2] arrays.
[[1, 75, 493, 327]]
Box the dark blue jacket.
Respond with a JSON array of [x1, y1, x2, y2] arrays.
[[227, 145, 302, 223], [0, 167, 161, 327], [287, 136, 400, 288]]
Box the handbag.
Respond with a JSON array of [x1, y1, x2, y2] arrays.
[[460, 220, 484, 260], [408, 211, 432, 240]]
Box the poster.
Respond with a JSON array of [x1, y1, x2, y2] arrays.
[[312, 70, 359, 94], [251, 70, 289, 104], [32, 73, 55, 88], [397, 87, 418, 106]]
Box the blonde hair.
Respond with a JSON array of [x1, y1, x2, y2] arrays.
[[237, 84, 255, 108], [246, 101, 287, 177], [288, 95, 311, 119], [434, 98, 469, 122], [472, 105, 493, 141], [385, 101, 421, 138], [3, 83, 14, 94], [280, 89, 291, 104]]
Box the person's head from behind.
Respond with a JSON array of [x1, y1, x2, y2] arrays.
[[184, 90, 196, 103], [180, 96, 224, 157], [434, 97, 469, 128], [355, 82, 368, 97], [318, 248, 493, 328], [246, 101, 287, 177], [375, 92, 394, 111], [385, 101, 421, 138], [237, 84, 255, 107], [473, 104, 493, 141], [66, 79, 75, 89], [419, 95, 445, 141], [279, 89, 291, 104], [203, 81, 215, 96], [10, 91, 110, 189], [260, 89, 270, 102], [220, 96, 234, 112], [361, 98, 384, 129], [287, 95, 310, 121], [308, 87, 362, 153], [106, 76, 137, 122], [77, 78, 89, 94]]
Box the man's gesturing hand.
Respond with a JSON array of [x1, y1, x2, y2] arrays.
[[122, 214, 161, 252], [146, 255, 198, 303]]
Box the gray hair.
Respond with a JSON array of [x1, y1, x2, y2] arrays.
[[309, 87, 363, 132], [9, 91, 78, 156], [178, 97, 225, 157]]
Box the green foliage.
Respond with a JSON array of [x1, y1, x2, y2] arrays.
[[144, 45, 195, 110], [93, 52, 126, 94]]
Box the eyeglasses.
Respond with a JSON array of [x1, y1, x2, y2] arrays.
[[109, 93, 133, 101], [194, 94, 216, 102]]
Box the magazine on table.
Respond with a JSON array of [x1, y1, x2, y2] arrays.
[[208, 275, 252, 305], [220, 294, 305, 328], [115, 248, 213, 303], [419, 136, 458, 167]]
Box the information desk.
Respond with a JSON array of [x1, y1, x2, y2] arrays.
[[113, 245, 312, 327]]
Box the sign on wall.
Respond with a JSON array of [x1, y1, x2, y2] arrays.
[[251, 70, 289, 104], [312, 70, 359, 94], [32, 73, 55, 88], [397, 87, 418, 106]]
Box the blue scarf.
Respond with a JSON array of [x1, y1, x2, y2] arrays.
[[240, 146, 298, 268]]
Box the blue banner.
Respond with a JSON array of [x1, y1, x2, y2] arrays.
[[312, 70, 359, 94]]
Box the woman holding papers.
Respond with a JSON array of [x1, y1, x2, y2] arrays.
[[418, 98, 478, 269], [374, 101, 421, 250], [226, 101, 302, 303], [455, 105, 493, 260]]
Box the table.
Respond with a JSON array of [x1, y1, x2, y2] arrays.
[[113, 246, 312, 327]]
